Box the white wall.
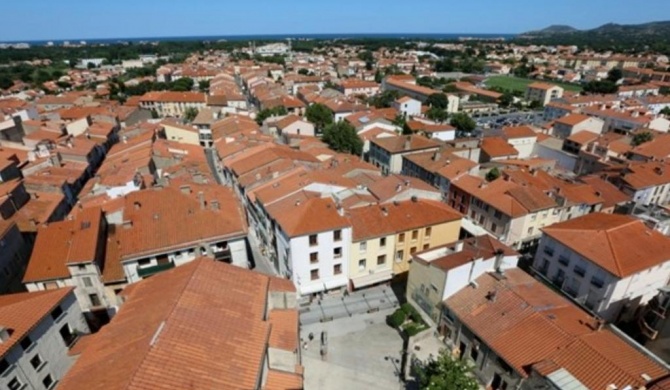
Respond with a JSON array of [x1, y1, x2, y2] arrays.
[[289, 228, 351, 295], [507, 137, 537, 159]]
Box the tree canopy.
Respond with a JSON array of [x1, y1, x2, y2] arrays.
[[412, 349, 479, 390], [659, 106, 670, 116], [305, 103, 333, 130], [583, 80, 618, 94], [632, 131, 654, 146], [255, 106, 287, 125], [426, 93, 449, 110], [486, 167, 501, 182], [322, 121, 363, 155], [426, 107, 449, 123], [183, 107, 199, 122], [450, 113, 476, 132]]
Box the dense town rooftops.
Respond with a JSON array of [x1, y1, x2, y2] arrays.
[[370, 135, 442, 154]]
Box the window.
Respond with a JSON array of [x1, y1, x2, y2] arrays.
[[359, 241, 367, 253], [333, 247, 342, 258], [574, 259, 587, 277], [379, 237, 386, 247], [138, 259, 151, 266], [395, 250, 404, 262], [0, 358, 8, 375], [334, 264, 342, 275], [42, 374, 54, 389], [30, 355, 43, 370], [425, 227, 432, 238], [358, 259, 366, 270], [527, 227, 534, 235], [309, 234, 318, 246], [59, 324, 76, 346], [531, 214, 537, 221], [310, 269, 319, 281], [411, 230, 418, 241], [491, 223, 497, 233], [494, 210, 502, 219], [77, 264, 86, 271], [310, 252, 318, 264], [8, 378, 22, 390], [377, 255, 386, 265], [20, 335, 33, 351], [333, 230, 342, 242], [83, 277, 92, 287], [410, 247, 417, 255], [398, 233, 405, 243], [89, 294, 101, 307], [423, 244, 429, 250], [50, 306, 63, 321]]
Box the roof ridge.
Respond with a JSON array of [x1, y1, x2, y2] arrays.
[[603, 227, 625, 276]]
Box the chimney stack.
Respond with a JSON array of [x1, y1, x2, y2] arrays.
[[404, 136, 411, 150], [0, 326, 10, 343], [198, 191, 205, 210]]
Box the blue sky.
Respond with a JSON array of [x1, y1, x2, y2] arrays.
[[4, 0, 670, 41]]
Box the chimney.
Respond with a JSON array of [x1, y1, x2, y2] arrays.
[[134, 201, 141, 210], [122, 135, 128, 144], [381, 206, 388, 216], [493, 248, 505, 273], [198, 191, 205, 210], [211, 200, 220, 210], [404, 136, 411, 150], [454, 241, 464, 252], [486, 290, 497, 302], [0, 326, 10, 343], [180, 185, 191, 194], [396, 184, 402, 193], [432, 151, 441, 161]]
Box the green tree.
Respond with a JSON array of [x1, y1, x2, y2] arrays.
[[426, 93, 449, 110], [442, 84, 459, 93], [660, 86, 670, 96], [426, 107, 449, 123], [374, 69, 383, 83], [170, 77, 194, 92], [583, 80, 618, 94], [528, 100, 543, 110], [660, 106, 670, 116], [297, 68, 310, 75], [368, 90, 400, 108], [413, 349, 479, 390], [0, 75, 13, 90], [632, 131, 654, 146], [450, 112, 476, 132], [498, 91, 514, 108], [607, 68, 623, 83], [255, 106, 288, 125], [198, 80, 210, 91], [183, 107, 199, 122], [486, 167, 501, 182], [322, 121, 363, 155], [305, 103, 333, 130], [435, 58, 455, 72]]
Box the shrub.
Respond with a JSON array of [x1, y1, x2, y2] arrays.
[[401, 303, 423, 323], [386, 308, 407, 328], [404, 323, 425, 337]]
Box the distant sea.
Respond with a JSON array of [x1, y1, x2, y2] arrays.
[[3, 33, 516, 45]]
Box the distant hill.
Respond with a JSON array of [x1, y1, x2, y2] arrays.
[[523, 25, 578, 35], [518, 21, 670, 51]]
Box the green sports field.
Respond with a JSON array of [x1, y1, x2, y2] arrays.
[[485, 76, 583, 93]]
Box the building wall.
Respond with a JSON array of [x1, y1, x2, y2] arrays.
[[0, 292, 89, 390], [349, 235, 395, 289], [281, 121, 315, 137], [289, 227, 352, 296], [534, 235, 670, 322], [393, 219, 461, 275], [507, 136, 537, 158], [66, 262, 109, 313], [0, 223, 30, 294], [406, 260, 448, 322], [163, 124, 200, 146]]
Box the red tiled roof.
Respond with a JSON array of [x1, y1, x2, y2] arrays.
[[58, 259, 301, 390], [446, 269, 668, 389], [542, 212, 670, 277]]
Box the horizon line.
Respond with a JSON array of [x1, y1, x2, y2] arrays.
[[1, 32, 519, 44]]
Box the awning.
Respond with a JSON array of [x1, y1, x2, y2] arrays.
[[351, 268, 393, 289]]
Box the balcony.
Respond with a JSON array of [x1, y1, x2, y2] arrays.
[[137, 262, 175, 278]]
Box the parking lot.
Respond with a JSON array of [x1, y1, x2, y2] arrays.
[[301, 308, 406, 390]]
